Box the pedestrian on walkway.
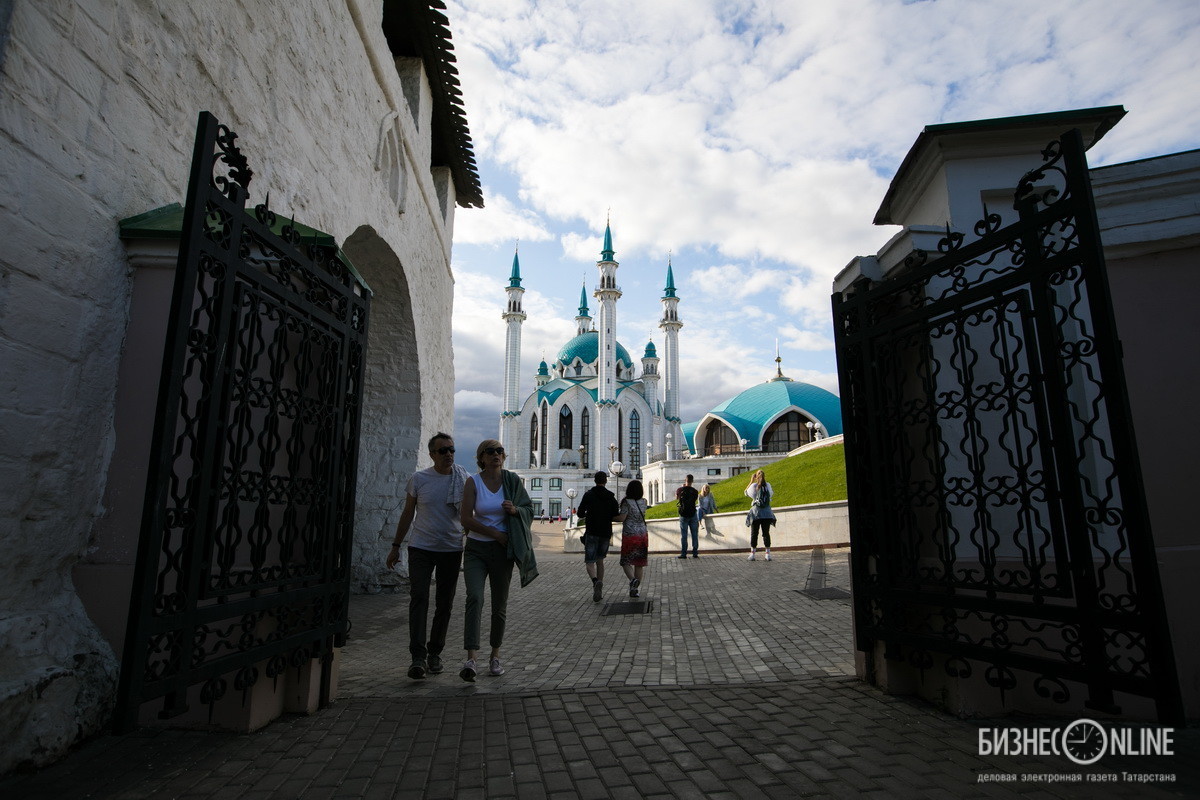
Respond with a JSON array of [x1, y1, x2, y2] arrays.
[[576, 471, 620, 602], [746, 469, 775, 561], [676, 474, 700, 558], [698, 483, 721, 538], [614, 479, 648, 598], [458, 439, 537, 681], [386, 432, 469, 681]]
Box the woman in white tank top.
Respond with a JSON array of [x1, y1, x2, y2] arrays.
[[459, 439, 518, 681]]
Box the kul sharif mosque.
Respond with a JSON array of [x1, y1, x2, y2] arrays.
[[498, 222, 843, 516]]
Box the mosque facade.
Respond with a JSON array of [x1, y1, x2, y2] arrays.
[[496, 224, 845, 517], [498, 225, 684, 517]]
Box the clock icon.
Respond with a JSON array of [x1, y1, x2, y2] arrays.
[[1062, 719, 1106, 765]]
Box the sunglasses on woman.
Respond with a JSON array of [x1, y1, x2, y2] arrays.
[[483, 447, 505, 456]]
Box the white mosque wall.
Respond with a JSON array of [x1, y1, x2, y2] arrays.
[[1, 0, 462, 769]]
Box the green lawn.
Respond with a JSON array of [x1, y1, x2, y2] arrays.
[[644, 442, 848, 520]]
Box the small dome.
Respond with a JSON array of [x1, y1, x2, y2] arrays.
[[643, 340, 658, 358], [684, 379, 843, 453], [536, 360, 549, 376], [555, 331, 633, 370]]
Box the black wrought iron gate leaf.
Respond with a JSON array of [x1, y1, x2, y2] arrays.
[[115, 112, 370, 730], [832, 129, 1182, 723]]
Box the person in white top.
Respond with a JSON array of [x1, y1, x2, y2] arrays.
[[458, 439, 531, 681], [386, 433, 470, 680]]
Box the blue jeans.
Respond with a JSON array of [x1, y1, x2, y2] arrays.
[[679, 514, 699, 556]]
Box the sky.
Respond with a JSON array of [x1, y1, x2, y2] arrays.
[[442, 0, 1200, 456]]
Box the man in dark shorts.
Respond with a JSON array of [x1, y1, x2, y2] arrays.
[[576, 471, 620, 602]]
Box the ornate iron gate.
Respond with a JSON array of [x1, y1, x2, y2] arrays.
[[832, 129, 1182, 722], [115, 112, 370, 730]]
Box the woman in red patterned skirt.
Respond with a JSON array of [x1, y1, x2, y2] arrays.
[[615, 480, 648, 598]]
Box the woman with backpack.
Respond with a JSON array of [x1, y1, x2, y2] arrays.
[[745, 469, 775, 561]]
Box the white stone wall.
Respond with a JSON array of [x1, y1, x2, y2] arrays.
[[0, 0, 462, 769]]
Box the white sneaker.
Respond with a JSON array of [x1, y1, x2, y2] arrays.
[[489, 657, 505, 676], [765, 551, 772, 561], [748, 551, 756, 561]]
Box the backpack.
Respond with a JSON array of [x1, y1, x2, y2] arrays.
[[677, 486, 698, 517]]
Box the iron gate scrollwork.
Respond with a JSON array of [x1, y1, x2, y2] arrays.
[[832, 129, 1183, 722], [115, 112, 370, 730]]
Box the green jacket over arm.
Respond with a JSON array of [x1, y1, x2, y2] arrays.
[[502, 469, 538, 587]]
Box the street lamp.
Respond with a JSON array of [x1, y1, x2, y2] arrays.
[[565, 486, 577, 527], [610, 460, 625, 496], [665, 432, 673, 461], [578, 444, 586, 472], [806, 420, 814, 443], [608, 443, 624, 494]]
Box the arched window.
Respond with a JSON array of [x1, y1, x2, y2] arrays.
[[559, 406, 573, 449], [618, 407, 624, 462], [580, 407, 589, 469], [763, 411, 810, 452], [703, 422, 741, 456], [530, 412, 538, 467], [540, 401, 549, 467], [629, 410, 641, 470]]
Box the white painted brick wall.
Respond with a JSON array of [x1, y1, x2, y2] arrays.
[[0, 0, 464, 770]]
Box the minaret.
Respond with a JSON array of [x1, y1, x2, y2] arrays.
[[659, 255, 683, 458], [641, 339, 661, 462], [574, 282, 592, 336], [594, 219, 621, 462], [499, 246, 525, 453]]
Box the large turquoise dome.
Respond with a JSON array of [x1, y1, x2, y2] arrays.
[[555, 331, 633, 369]]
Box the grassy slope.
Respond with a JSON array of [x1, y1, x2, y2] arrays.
[[644, 442, 848, 520]]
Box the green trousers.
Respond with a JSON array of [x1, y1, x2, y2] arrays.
[[463, 538, 515, 651]]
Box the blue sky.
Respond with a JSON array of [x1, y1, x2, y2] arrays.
[[443, 0, 1200, 454]]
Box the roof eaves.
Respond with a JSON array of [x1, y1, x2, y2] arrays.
[[382, 0, 484, 208]]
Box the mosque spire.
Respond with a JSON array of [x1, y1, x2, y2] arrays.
[[771, 339, 793, 382], [601, 212, 615, 261], [578, 282, 589, 316], [663, 252, 677, 298], [508, 242, 522, 288]]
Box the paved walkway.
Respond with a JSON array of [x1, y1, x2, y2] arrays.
[[3, 530, 1196, 798]]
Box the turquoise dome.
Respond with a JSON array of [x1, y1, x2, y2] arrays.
[[555, 331, 633, 369], [684, 379, 843, 452]]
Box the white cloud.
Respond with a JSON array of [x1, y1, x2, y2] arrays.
[[453, 189, 554, 246], [780, 325, 834, 352]]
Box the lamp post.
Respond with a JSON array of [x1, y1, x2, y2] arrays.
[[565, 486, 577, 528], [610, 460, 625, 496], [806, 420, 814, 444], [608, 443, 623, 494], [665, 432, 673, 461], [578, 444, 586, 472]]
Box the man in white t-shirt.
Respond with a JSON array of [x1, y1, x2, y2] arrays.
[[386, 432, 469, 680]]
